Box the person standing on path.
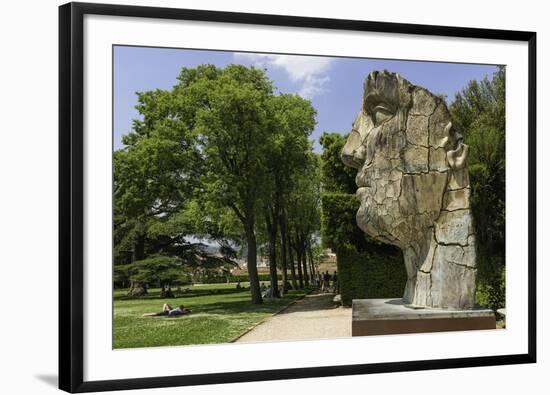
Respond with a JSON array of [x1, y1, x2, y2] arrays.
[[322, 271, 330, 292]]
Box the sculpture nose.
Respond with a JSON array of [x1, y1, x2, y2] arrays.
[[341, 128, 365, 169], [341, 150, 360, 169]]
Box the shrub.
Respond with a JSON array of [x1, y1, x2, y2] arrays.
[[475, 256, 506, 310]]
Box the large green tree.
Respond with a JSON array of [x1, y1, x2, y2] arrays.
[[262, 94, 316, 296], [189, 65, 275, 304], [114, 90, 202, 295], [115, 64, 322, 304]]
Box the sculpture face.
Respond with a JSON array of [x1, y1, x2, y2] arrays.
[[347, 102, 406, 246], [341, 70, 477, 309]]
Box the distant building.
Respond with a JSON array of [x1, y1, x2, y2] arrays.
[[232, 255, 271, 275], [318, 248, 338, 273]]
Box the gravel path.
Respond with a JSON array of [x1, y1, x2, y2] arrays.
[[235, 291, 351, 343]]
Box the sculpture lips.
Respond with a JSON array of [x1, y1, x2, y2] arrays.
[[356, 187, 369, 200]]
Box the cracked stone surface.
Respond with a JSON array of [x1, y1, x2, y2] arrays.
[[341, 70, 477, 309]]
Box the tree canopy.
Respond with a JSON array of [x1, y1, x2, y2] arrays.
[[114, 64, 320, 303]]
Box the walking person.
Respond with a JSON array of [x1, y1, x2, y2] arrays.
[[322, 271, 330, 293]]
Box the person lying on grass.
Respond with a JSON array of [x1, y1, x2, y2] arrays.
[[142, 303, 192, 317]]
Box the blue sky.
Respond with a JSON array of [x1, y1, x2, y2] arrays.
[[114, 46, 498, 151]]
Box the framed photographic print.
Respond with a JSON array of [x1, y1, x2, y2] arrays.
[[59, 1, 537, 393]]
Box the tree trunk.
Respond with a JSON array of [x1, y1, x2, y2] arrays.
[[245, 217, 262, 304], [287, 231, 298, 290], [133, 231, 146, 262], [307, 240, 315, 284], [265, 211, 280, 298], [301, 241, 309, 287], [279, 212, 289, 293], [295, 242, 304, 288], [128, 231, 147, 296], [127, 280, 146, 297]]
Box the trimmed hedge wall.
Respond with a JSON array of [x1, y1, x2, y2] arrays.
[[337, 247, 406, 306], [321, 192, 406, 306]]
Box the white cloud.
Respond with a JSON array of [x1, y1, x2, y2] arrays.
[[234, 53, 333, 98]]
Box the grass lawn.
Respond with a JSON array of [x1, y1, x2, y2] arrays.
[[114, 283, 312, 349]]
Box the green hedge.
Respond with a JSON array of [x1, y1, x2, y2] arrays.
[[337, 247, 406, 306], [321, 192, 406, 306]]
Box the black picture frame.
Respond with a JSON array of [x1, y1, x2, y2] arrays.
[[59, 2, 537, 393]]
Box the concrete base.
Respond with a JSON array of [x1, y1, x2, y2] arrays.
[[352, 299, 496, 336]]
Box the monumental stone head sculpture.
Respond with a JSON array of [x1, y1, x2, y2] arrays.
[[341, 70, 476, 309]]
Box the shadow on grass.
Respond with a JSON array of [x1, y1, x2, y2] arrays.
[[139, 289, 314, 317], [114, 287, 316, 348]]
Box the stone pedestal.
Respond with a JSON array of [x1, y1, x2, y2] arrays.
[[352, 299, 496, 336]]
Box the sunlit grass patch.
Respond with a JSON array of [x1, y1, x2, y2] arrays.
[[114, 284, 311, 349]]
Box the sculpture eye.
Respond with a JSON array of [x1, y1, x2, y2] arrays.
[[365, 92, 396, 126], [372, 104, 394, 126]]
